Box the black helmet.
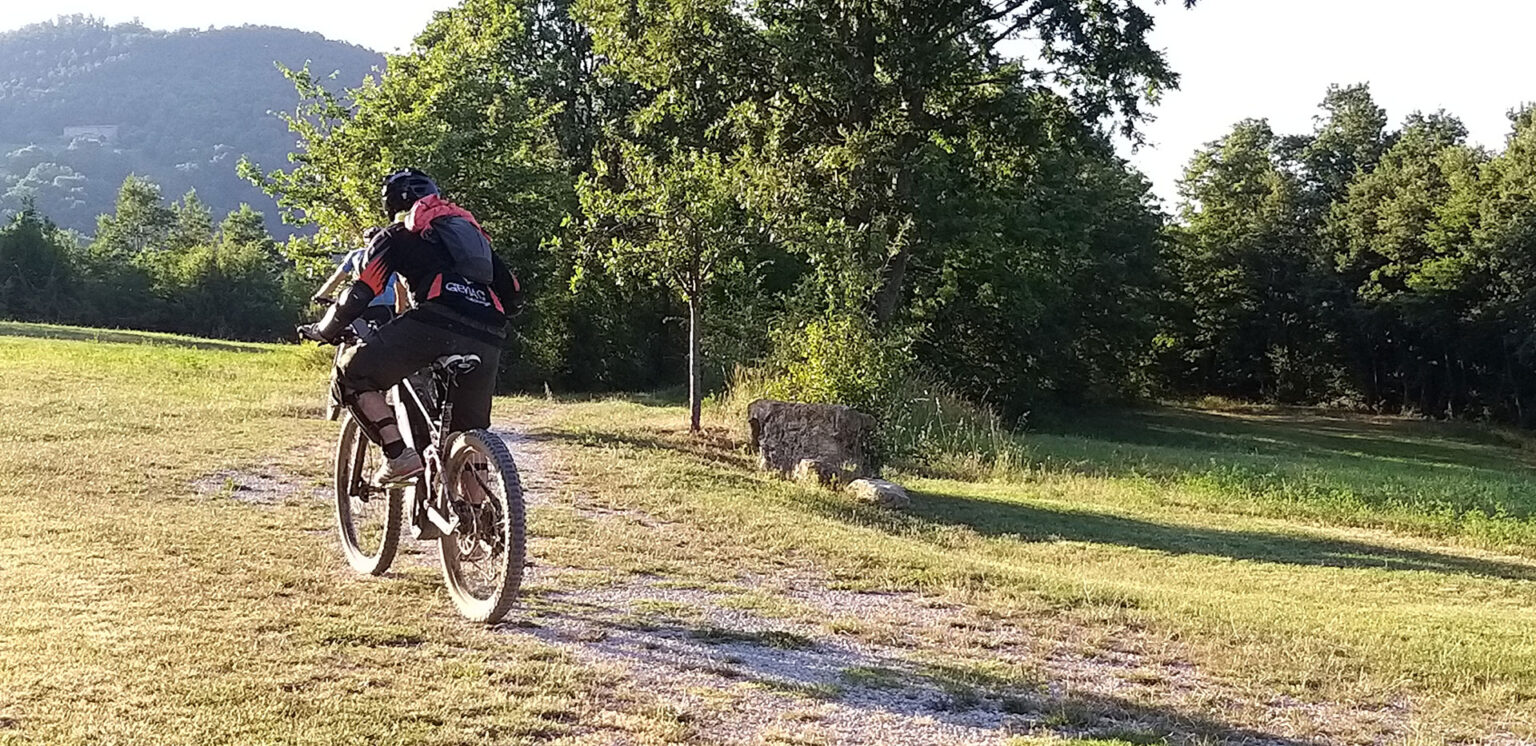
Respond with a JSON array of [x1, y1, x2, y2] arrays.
[[381, 168, 439, 218]]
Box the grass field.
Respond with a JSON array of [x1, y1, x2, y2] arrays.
[[2, 321, 1534, 744]]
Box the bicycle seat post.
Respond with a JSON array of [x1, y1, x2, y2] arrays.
[[430, 355, 481, 438]]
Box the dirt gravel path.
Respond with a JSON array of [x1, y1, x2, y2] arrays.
[[490, 428, 1344, 746], [191, 427, 1430, 745]]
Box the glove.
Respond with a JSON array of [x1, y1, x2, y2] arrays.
[[297, 323, 334, 344]]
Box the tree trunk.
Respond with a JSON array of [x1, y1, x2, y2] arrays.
[[874, 86, 928, 327], [1504, 349, 1524, 426], [688, 295, 702, 433], [874, 249, 910, 325], [1443, 352, 1455, 419]]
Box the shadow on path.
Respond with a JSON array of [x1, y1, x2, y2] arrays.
[[507, 589, 1317, 746]]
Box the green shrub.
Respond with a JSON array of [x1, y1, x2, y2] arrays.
[[761, 311, 910, 416], [719, 310, 1027, 476]]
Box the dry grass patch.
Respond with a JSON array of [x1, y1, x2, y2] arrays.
[[0, 327, 693, 745]]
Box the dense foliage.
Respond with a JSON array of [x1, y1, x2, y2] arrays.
[[0, 178, 304, 340], [0, 16, 381, 236], [245, 0, 1188, 435], [17, 3, 1536, 441], [1162, 84, 1536, 425]]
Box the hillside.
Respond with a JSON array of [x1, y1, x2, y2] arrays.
[[0, 15, 382, 236]]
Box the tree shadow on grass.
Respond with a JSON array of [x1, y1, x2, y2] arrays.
[[0, 321, 271, 353], [1042, 407, 1534, 475], [522, 423, 1536, 581], [522, 427, 760, 473], [903, 485, 1536, 581], [522, 390, 688, 409]]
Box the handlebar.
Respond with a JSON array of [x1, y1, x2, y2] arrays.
[[298, 316, 371, 346]]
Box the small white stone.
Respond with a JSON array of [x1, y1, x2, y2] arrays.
[[846, 478, 910, 509]]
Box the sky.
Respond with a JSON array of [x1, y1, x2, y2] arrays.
[[1134, 0, 1536, 208], [2, 0, 1530, 207]]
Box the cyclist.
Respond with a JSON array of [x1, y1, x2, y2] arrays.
[[301, 169, 521, 486], [313, 227, 399, 421], [312, 227, 399, 325]]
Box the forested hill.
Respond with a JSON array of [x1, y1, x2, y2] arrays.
[[0, 16, 382, 236]]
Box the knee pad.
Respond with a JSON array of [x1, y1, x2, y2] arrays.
[[353, 411, 398, 447]]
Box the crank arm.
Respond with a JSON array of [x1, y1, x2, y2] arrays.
[[424, 504, 458, 536], [410, 501, 459, 541]]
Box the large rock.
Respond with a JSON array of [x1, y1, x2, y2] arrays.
[[749, 399, 876, 485], [846, 478, 911, 509]]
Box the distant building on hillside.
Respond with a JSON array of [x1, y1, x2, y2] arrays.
[[62, 125, 119, 144]]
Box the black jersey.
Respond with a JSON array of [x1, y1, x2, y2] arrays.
[[354, 222, 520, 337]]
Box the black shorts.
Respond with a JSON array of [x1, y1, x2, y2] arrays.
[[335, 311, 501, 432]]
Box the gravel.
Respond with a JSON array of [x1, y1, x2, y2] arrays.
[[190, 426, 1419, 744]]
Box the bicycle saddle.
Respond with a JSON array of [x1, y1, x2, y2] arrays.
[[435, 354, 482, 376]]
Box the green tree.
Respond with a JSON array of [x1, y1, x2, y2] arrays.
[[1302, 84, 1389, 209], [90, 175, 174, 260], [577, 0, 769, 431], [1476, 106, 1536, 423], [167, 190, 216, 253], [744, 0, 1194, 330], [1166, 119, 1339, 400], [246, 0, 598, 386], [580, 147, 755, 431], [911, 108, 1167, 413], [0, 202, 76, 322], [1327, 112, 1481, 414], [247, 0, 1200, 416], [245, 2, 567, 257]]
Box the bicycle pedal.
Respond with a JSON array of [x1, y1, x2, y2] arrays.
[[371, 474, 423, 489]]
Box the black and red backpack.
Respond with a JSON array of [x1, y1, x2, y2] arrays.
[[405, 196, 520, 313]]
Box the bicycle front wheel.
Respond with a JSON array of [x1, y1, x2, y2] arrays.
[[334, 413, 403, 576], [438, 429, 526, 623]]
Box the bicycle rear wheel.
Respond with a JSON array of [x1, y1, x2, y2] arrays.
[[334, 413, 403, 575], [438, 429, 525, 623]]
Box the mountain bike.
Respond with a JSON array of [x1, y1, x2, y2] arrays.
[[324, 325, 526, 624]]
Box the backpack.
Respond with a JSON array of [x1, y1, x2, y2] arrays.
[[404, 195, 495, 285]]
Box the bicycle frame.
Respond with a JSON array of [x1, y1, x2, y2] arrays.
[[392, 364, 463, 541]]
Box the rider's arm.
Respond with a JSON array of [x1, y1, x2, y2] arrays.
[[307, 237, 395, 342], [392, 275, 410, 315], [312, 264, 350, 302], [491, 254, 523, 316]]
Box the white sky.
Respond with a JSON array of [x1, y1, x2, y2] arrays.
[[2, 0, 1530, 206], [1135, 0, 1536, 207]]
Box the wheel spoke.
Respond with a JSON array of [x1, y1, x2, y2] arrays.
[[439, 431, 525, 623], [335, 415, 401, 576]]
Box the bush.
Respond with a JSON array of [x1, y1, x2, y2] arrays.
[[760, 311, 910, 416], [719, 310, 1027, 476]]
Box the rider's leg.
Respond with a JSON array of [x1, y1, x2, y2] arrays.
[[354, 390, 405, 457], [446, 341, 501, 432], [447, 342, 501, 505], [335, 315, 452, 482]]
